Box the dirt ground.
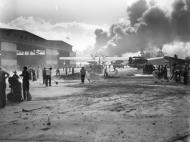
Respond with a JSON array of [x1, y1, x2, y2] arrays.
[[0, 72, 190, 142]]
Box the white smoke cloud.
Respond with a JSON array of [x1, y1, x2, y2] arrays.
[[122, 52, 141, 59], [0, 16, 107, 53], [163, 42, 190, 59]]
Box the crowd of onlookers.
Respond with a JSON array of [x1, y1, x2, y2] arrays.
[[0, 65, 55, 108], [0, 63, 189, 109], [152, 63, 189, 85], [0, 66, 31, 108], [0, 65, 81, 108]]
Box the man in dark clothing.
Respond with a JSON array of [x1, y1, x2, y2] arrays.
[[0, 67, 9, 108], [36, 66, 40, 79], [45, 67, 52, 87], [80, 67, 86, 84], [20, 66, 30, 101], [42, 68, 46, 84]]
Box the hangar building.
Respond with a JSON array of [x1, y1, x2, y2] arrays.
[[0, 28, 75, 69]]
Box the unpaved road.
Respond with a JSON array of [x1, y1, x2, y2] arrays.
[[0, 76, 190, 142]]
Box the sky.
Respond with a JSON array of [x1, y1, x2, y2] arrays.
[[0, 0, 175, 53]]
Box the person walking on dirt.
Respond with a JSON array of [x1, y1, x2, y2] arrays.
[[80, 67, 86, 84], [0, 67, 9, 108], [104, 66, 108, 78], [42, 67, 46, 84], [36, 66, 40, 79], [45, 67, 52, 87], [20, 66, 30, 101]]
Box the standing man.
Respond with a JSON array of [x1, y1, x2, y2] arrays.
[[45, 67, 52, 87], [80, 67, 86, 84], [20, 66, 30, 101], [42, 67, 46, 84], [104, 66, 108, 78], [0, 67, 9, 108], [36, 66, 40, 79]]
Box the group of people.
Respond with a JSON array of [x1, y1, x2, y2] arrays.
[[170, 63, 189, 85], [0, 66, 54, 108], [0, 66, 31, 108], [80, 66, 96, 84], [28, 66, 40, 81], [153, 63, 189, 85], [153, 65, 169, 81]]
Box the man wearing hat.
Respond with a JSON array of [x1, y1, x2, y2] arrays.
[[0, 66, 9, 108]]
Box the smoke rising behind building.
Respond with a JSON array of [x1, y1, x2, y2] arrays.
[[94, 0, 190, 58]]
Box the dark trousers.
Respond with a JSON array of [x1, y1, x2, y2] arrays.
[[0, 82, 6, 108], [81, 75, 85, 83], [46, 75, 51, 86], [23, 87, 29, 101]]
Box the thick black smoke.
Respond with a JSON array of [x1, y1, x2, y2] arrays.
[[94, 0, 190, 57], [127, 0, 148, 26], [171, 0, 190, 41], [137, 6, 172, 47]]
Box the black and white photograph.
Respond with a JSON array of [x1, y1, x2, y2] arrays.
[[0, 0, 190, 141]]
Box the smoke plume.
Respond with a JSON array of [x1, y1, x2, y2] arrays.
[[127, 0, 148, 26], [94, 0, 190, 58]]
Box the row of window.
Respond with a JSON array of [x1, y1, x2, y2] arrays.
[[17, 50, 46, 55]]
